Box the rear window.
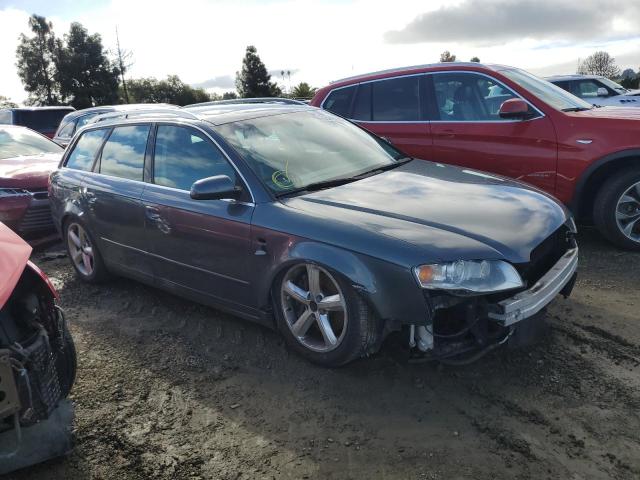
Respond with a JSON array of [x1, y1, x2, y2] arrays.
[[99, 125, 150, 180], [14, 109, 73, 133], [371, 76, 421, 121], [323, 86, 356, 117], [65, 129, 108, 171]]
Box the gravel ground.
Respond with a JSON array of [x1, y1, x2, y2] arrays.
[[6, 227, 640, 480]]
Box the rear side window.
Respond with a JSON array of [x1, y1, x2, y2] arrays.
[[99, 125, 150, 180], [372, 76, 421, 121], [65, 129, 108, 171], [153, 125, 236, 190], [0, 110, 11, 124], [323, 86, 356, 117]]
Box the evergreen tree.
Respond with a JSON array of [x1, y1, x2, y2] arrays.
[[56, 23, 120, 108], [235, 46, 281, 97], [16, 14, 61, 105], [126, 75, 210, 105]]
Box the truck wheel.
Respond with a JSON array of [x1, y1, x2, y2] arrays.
[[593, 169, 640, 250], [274, 263, 380, 367]]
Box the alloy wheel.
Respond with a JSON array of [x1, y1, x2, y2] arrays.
[[280, 264, 347, 352], [616, 181, 640, 243], [67, 223, 94, 276]]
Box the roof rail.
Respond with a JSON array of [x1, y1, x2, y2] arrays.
[[89, 108, 199, 124], [184, 97, 305, 108]]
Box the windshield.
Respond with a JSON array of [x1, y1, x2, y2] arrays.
[[501, 68, 593, 111], [0, 127, 63, 160], [216, 110, 406, 195], [598, 77, 628, 94]]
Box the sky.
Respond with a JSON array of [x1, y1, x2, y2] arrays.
[[1, 0, 640, 103]]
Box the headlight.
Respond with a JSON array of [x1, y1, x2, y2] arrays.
[[413, 260, 523, 294]]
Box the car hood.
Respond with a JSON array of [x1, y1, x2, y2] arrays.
[[570, 106, 640, 119], [0, 222, 31, 309], [0, 153, 60, 189], [283, 161, 569, 264]]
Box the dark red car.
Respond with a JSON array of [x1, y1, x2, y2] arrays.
[[0, 126, 63, 239], [311, 63, 640, 249]]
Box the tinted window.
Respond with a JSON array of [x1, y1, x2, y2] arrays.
[[0, 110, 11, 124], [14, 109, 72, 132], [372, 76, 420, 121], [99, 125, 149, 180], [154, 125, 236, 190], [65, 129, 108, 171], [323, 86, 355, 117], [352, 83, 372, 121], [432, 72, 532, 121], [0, 126, 63, 160]]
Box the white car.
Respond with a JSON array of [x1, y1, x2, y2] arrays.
[[546, 74, 640, 107]]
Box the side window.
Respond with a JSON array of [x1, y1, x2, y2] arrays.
[[76, 113, 100, 130], [0, 110, 11, 124], [323, 86, 356, 117], [432, 73, 534, 121], [153, 125, 236, 190], [65, 129, 108, 171], [371, 76, 421, 121], [57, 121, 76, 138], [352, 83, 372, 121], [575, 80, 612, 99], [99, 125, 150, 180]]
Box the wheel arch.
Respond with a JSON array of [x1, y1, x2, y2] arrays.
[[571, 149, 640, 221]]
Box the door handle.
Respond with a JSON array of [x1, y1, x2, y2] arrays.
[[438, 129, 456, 139], [144, 205, 161, 221]]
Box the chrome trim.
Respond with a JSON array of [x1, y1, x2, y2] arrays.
[[321, 70, 545, 122], [489, 248, 578, 326], [144, 181, 255, 207], [576, 139, 593, 144]]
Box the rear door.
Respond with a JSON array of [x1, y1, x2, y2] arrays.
[[323, 76, 432, 160], [428, 71, 558, 193], [82, 124, 153, 279], [141, 123, 254, 313]]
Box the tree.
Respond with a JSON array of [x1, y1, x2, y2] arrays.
[[291, 82, 317, 98], [222, 91, 238, 100], [235, 46, 281, 97], [439, 51, 456, 62], [126, 75, 211, 105], [0, 96, 18, 108], [16, 14, 61, 105], [115, 27, 133, 104], [470, 56, 480, 63], [577, 51, 620, 79], [56, 23, 120, 108]]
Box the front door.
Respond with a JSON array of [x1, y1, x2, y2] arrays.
[[141, 124, 254, 313], [428, 72, 558, 193]]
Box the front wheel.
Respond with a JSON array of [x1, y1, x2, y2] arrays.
[[274, 263, 380, 367], [593, 169, 640, 250]]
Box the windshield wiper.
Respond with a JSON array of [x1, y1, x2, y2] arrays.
[[276, 157, 413, 198], [561, 106, 592, 112]]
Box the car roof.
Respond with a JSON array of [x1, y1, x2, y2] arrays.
[[328, 62, 511, 86], [1, 106, 75, 112], [81, 104, 316, 130], [61, 103, 177, 122], [185, 98, 305, 108], [545, 74, 603, 81]]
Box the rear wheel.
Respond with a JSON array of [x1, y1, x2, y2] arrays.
[[593, 170, 640, 250], [274, 263, 379, 367], [64, 219, 109, 282]]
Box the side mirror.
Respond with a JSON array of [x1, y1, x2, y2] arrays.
[[596, 87, 608, 97], [498, 98, 531, 120], [190, 175, 242, 201]]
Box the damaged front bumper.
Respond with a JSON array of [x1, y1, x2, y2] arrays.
[[411, 247, 578, 362]]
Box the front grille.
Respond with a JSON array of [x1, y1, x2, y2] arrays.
[[18, 201, 54, 233], [514, 225, 574, 287]]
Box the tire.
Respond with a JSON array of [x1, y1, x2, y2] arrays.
[[273, 263, 380, 367], [63, 217, 109, 282], [593, 169, 640, 250], [55, 321, 77, 398]]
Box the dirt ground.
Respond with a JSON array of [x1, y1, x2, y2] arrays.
[[6, 227, 640, 480]]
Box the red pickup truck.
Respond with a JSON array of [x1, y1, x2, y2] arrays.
[[311, 63, 640, 250]]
